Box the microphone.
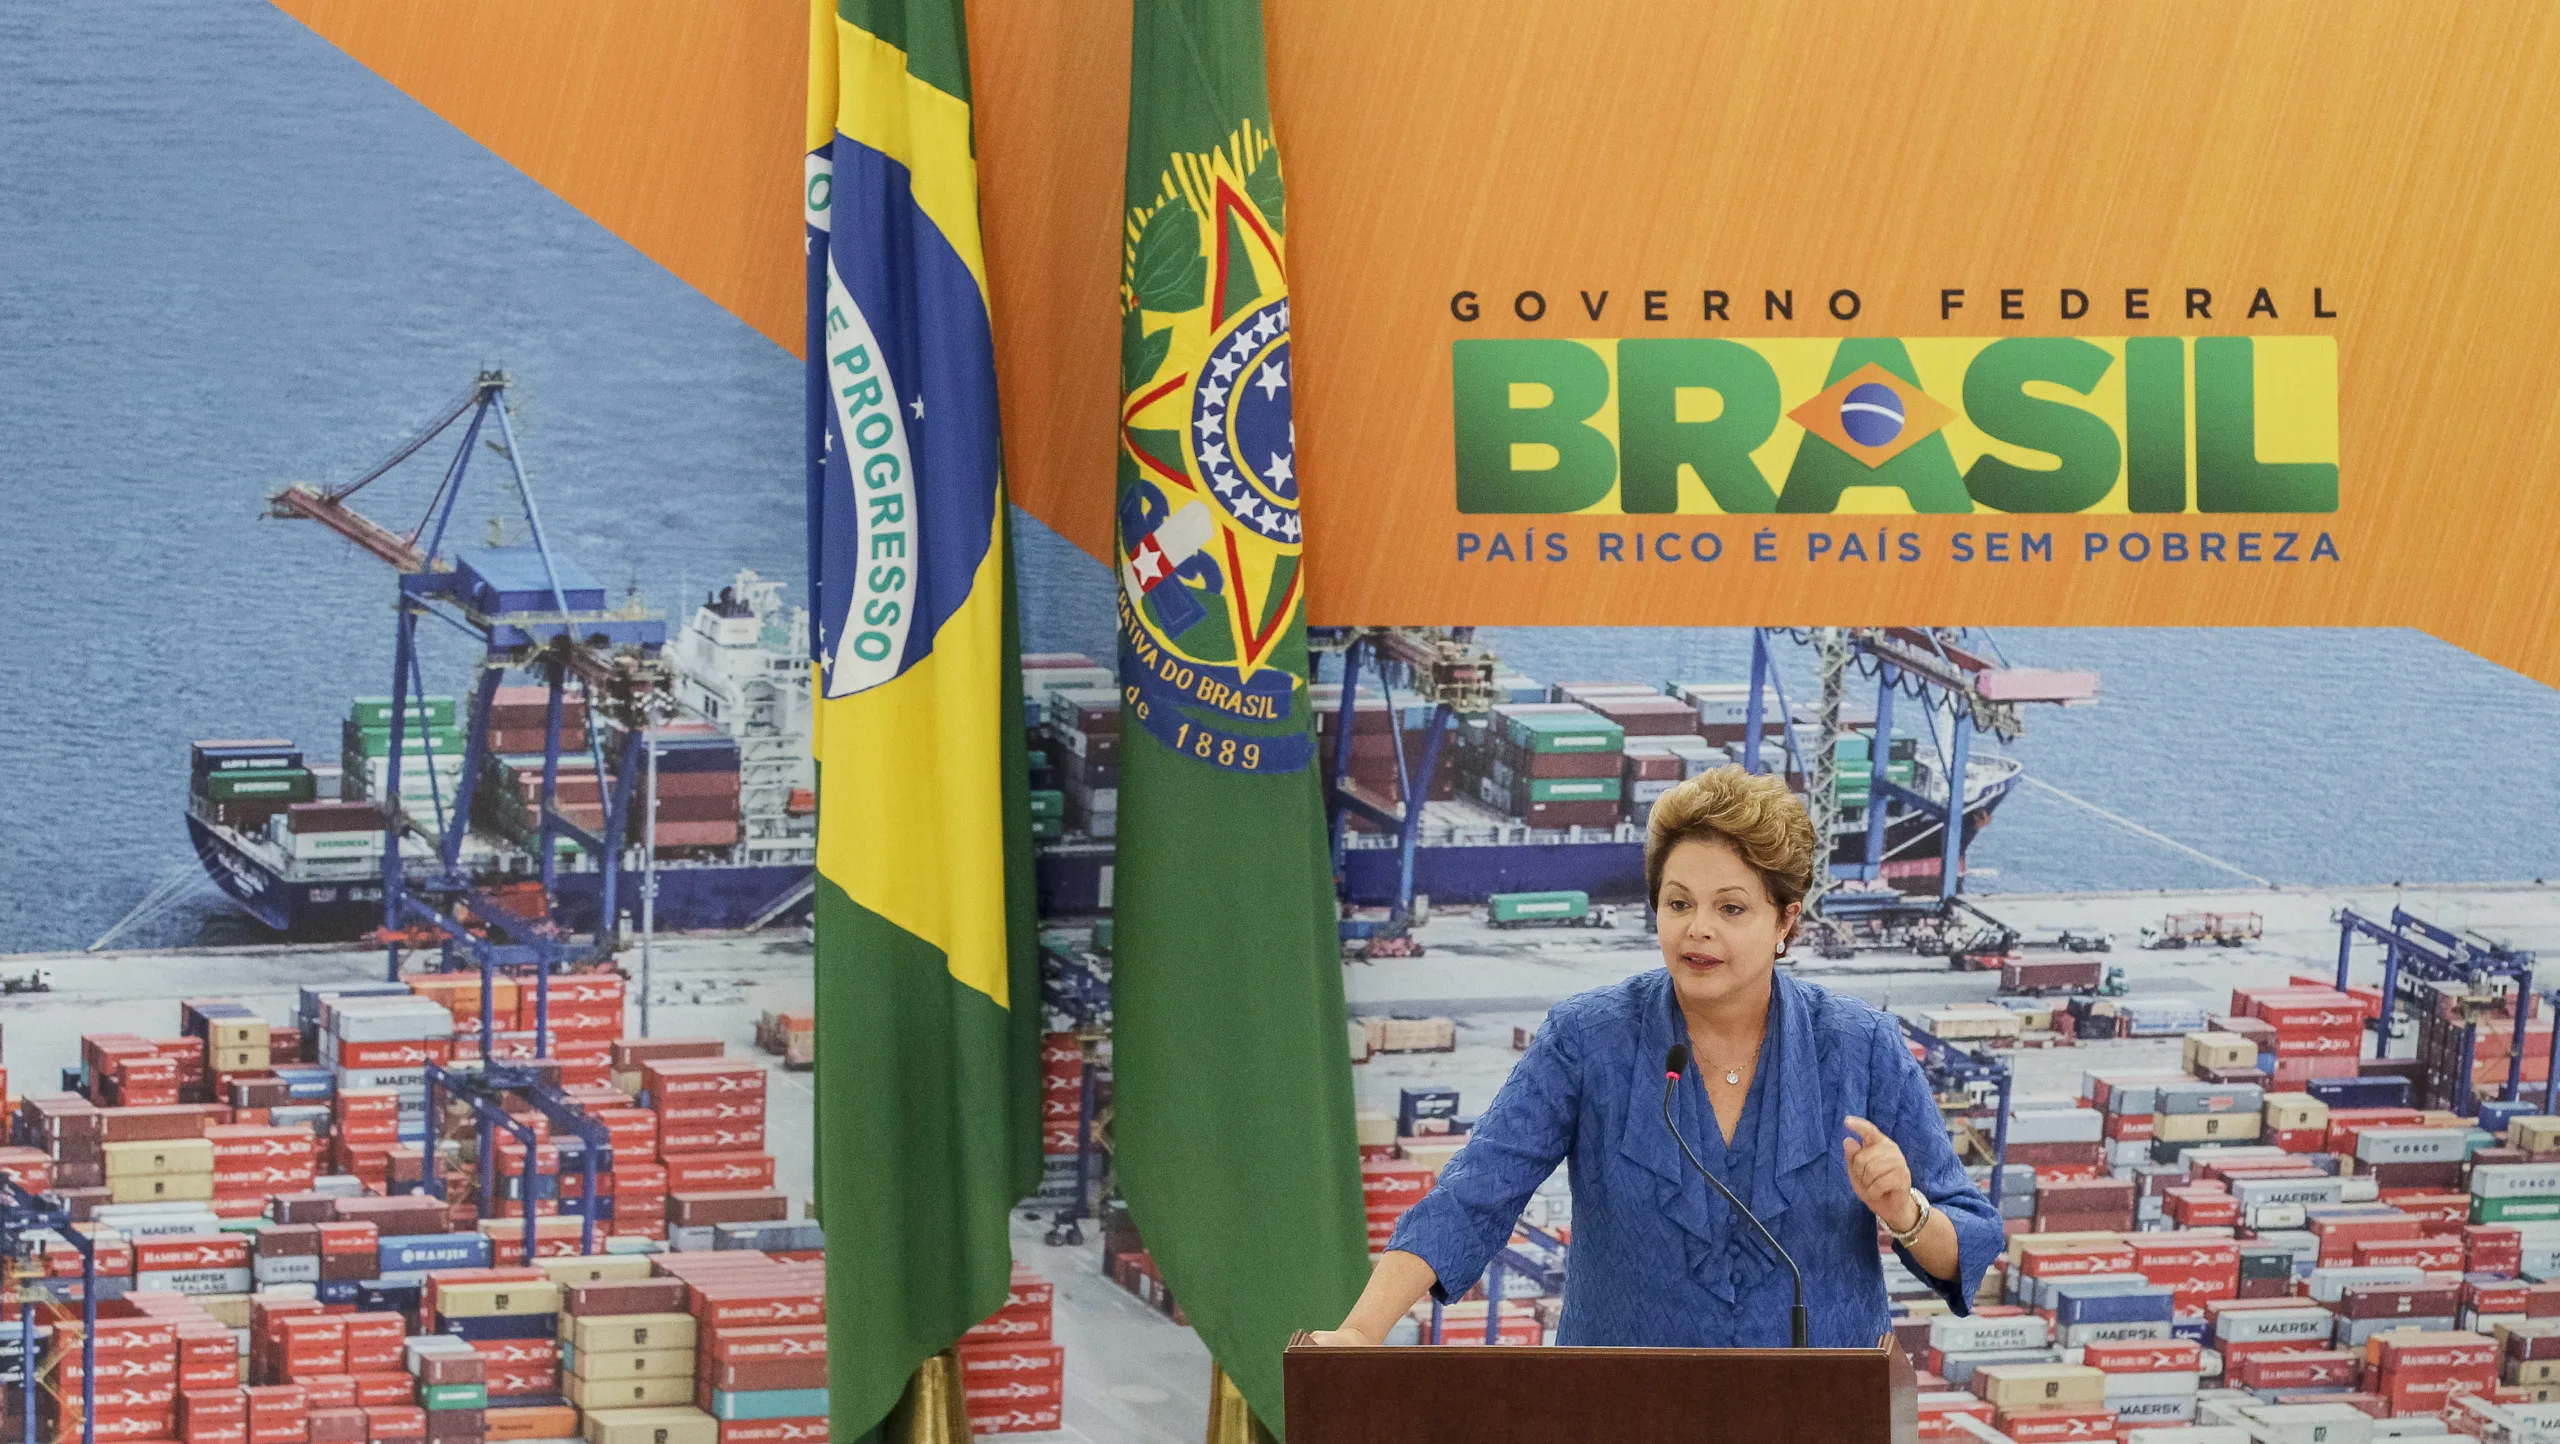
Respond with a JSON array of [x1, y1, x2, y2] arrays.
[[1662, 1044, 1808, 1348]]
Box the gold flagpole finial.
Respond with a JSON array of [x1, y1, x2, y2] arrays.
[[887, 1351, 973, 1444], [1205, 1362, 1280, 1444]]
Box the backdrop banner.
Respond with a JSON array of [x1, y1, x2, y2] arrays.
[[281, 0, 2560, 686]]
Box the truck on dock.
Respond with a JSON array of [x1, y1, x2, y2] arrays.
[[2144, 911, 2265, 949], [1488, 890, 1618, 930]]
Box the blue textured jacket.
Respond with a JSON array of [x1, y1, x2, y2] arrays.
[[1386, 968, 2003, 1348]]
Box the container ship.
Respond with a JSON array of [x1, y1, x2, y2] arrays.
[[185, 570, 820, 939], [191, 611, 2034, 936]]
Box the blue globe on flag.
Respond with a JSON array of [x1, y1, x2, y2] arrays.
[[1839, 382, 1905, 448]]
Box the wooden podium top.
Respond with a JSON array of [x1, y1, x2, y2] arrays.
[[1283, 1342, 1919, 1444]]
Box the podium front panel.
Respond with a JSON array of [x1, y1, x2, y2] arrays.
[[1284, 1345, 1918, 1444]]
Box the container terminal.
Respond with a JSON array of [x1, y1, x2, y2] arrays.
[[10, 377, 2558, 1443]]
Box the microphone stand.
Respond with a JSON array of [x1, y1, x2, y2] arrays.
[[1662, 1051, 1809, 1348]]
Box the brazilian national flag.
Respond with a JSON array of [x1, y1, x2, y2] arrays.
[[1113, 0, 1371, 1433], [804, 0, 1039, 1437]]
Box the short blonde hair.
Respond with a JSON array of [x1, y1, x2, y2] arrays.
[[1644, 764, 1818, 928]]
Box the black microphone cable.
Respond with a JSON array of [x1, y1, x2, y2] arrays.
[[1662, 1043, 1809, 1348]]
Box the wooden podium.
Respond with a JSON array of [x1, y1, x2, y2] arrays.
[[1283, 1342, 1919, 1444]]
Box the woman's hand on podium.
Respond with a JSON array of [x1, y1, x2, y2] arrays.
[[1304, 1325, 1382, 1347]]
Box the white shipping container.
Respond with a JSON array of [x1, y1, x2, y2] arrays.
[[329, 1001, 456, 1043], [2105, 1372, 2201, 1400], [135, 1266, 253, 1295], [2213, 1307, 2333, 1344], [1931, 1314, 2052, 1353], [2007, 1108, 2104, 1145], [2232, 1177, 2344, 1210], [2352, 1126, 2468, 1164], [2472, 1163, 2560, 1199], [253, 1256, 320, 1285], [2306, 1265, 2425, 1304], [2241, 1406, 2375, 1444]]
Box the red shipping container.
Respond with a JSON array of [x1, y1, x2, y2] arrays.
[[362, 1406, 426, 1444], [664, 1152, 776, 1192], [641, 1060, 768, 1101], [956, 1343, 1063, 1413], [1361, 1160, 1434, 1209], [654, 1095, 767, 1126], [297, 1378, 357, 1411], [243, 1386, 307, 1444], [718, 1424, 826, 1444], [2081, 1338, 2201, 1373], [657, 1120, 767, 1156], [967, 1403, 1061, 1436], [2355, 1236, 2466, 1270], [959, 1308, 1053, 1346], [273, 1316, 347, 1379], [54, 1411, 175, 1444], [333, 1040, 451, 1070], [2471, 1225, 2526, 1275], [2386, 1192, 2471, 1231], [349, 1373, 415, 1407], [707, 1326, 827, 1364], [2310, 1213, 2422, 1263], [691, 1285, 825, 1330], [2233, 1350, 2359, 1390], [139, 1235, 252, 1272], [2324, 1108, 2427, 1155]]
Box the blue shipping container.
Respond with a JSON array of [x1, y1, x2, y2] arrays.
[[710, 1390, 833, 1422], [380, 1233, 493, 1273], [2056, 1284, 2175, 1328]]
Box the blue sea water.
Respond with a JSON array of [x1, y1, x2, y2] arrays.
[[1, 4, 2554, 954]]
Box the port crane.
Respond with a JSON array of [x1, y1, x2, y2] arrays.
[[1308, 627, 1499, 950], [269, 373, 649, 1244], [1744, 627, 2098, 917], [268, 371, 671, 994]]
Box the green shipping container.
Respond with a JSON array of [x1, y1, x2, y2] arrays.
[[1028, 789, 1066, 820], [349, 732, 471, 764], [1502, 713, 1625, 754], [1030, 817, 1065, 842], [1526, 777, 1621, 803], [420, 1384, 489, 1411], [2470, 1195, 2560, 1223], [1490, 891, 1590, 924], [349, 696, 458, 729], [203, 768, 317, 803]]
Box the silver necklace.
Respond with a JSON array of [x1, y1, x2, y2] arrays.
[[1703, 1059, 1746, 1086]]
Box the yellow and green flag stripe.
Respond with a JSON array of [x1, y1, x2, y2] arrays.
[[805, 0, 1039, 1435]]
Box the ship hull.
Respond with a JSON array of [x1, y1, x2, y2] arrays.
[[1029, 779, 2012, 915], [189, 813, 814, 941]]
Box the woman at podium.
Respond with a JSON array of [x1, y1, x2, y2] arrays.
[[1312, 765, 2003, 1349]]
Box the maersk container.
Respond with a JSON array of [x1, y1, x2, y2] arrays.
[[1489, 890, 1590, 925]]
